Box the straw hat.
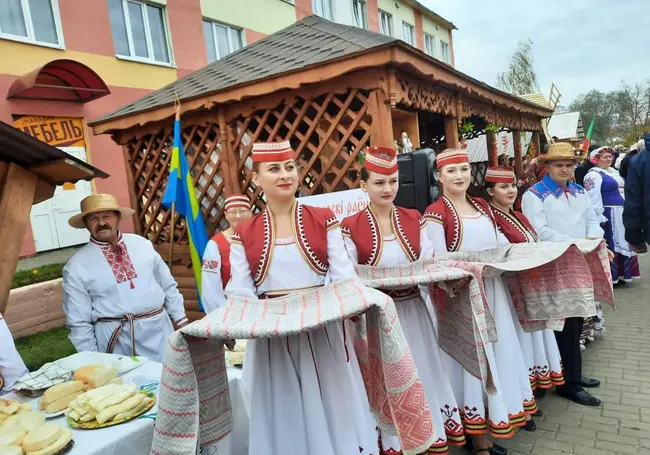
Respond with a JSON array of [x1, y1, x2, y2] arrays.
[[68, 194, 135, 229], [537, 142, 582, 164]]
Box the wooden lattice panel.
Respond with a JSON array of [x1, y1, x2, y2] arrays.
[[229, 89, 373, 208], [124, 121, 226, 245]]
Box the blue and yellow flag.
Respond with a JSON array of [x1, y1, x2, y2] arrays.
[[162, 115, 209, 312]]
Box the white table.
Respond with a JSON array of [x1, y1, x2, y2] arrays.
[[3, 362, 249, 455]]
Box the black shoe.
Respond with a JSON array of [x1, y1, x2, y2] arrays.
[[532, 408, 543, 417], [580, 376, 601, 388], [522, 418, 536, 432], [465, 439, 508, 455], [557, 387, 601, 406]]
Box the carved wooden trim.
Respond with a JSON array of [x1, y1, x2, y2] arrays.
[[393, 72, 456, 116]]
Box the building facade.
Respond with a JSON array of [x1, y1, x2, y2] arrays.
[[0, 0, 454, 257]]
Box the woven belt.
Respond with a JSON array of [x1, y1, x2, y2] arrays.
[[378, 286, 420, 301], [97, 306, 164, 356]]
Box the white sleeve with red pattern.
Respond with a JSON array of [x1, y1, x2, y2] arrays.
[[224, 239, 258, 299], [201, 240, 225, 313]]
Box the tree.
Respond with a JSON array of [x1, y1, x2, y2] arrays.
[[569, 90, 621, 144], [496, 40, 540, 96]]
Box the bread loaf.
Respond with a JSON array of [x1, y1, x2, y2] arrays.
[[42, 381, 84, 405], [24, 428, 72, 455], [96, 394, 144, 424], [72, 365, 103, 383], [0, 413, 45, 433], [0, 446, 24, 455], [0, 428, 26, 447], [87, 367, 118, 389], [21, 424, 61, 453]]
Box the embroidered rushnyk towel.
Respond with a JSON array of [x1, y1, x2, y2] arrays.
[[151, 278, 437, 455]]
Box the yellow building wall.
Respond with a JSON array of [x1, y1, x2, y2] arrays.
[[378, 0, 415, 37], [200, 0, 296, 35], [0, 40, 177, 90], [422, 15, 449, 43]]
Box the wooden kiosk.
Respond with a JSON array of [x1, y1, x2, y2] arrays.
[[0, 121, 108, 315], [89, 16, 552, 319]]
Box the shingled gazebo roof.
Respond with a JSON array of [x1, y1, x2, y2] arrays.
[[90, 16, 552, 133]]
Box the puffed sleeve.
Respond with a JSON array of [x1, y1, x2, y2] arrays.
[[419, 218, 435, 259], [521, 191, 574, 242], [224, 239, 258, 298], [327, 223, 359, 282], [423, 218, 448, 252], [343, 234, 359, 263], [152, 243, 188, 326], [583, 171, 607, 223], [201, 240, 226, 313], [62, 262, 99, 352], [583, 193, 605, 239]]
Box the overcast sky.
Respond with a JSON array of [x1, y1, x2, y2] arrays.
[[422, 0, 649, 105]]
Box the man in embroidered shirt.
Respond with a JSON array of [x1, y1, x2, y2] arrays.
[[0, 313, 29, 393], [521, 143, 603, 407], [62, 194, 187, 362]]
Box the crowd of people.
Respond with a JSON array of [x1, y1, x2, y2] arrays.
[[1, 134, 649, 455]]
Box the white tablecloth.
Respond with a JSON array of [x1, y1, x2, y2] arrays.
[[2, 361, 248, 455]]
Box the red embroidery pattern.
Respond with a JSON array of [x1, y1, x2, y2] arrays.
[[364, 207, 381, 266], [325, 215, 339, 231], [202, 259, 220, 273], [392, 207, 418, 262], [253, 209, 273, 286], [295, 204, 328, 275], [92, 236, 137, 288]]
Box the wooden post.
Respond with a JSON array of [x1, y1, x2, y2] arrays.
[[444, 116, 459, 149], [512, 129, 523, 177], [218, 111, 238, 195], [486, 130, 498, 166], [368, 89, 394, 147], [531, 131, 542, 157], [0, 163, 38, 313]]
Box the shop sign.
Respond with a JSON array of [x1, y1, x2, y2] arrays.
[[13, 115, 85, 147]]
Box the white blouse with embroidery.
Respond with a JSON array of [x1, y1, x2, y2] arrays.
[[201, 238, 227, 312], [62, 233, 187, 362]]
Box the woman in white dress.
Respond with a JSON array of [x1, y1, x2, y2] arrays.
[[481, 166, 565, 400], [225, 141, 378, 455], [342, 146, 465, 455], [422, 149, 537, 455]]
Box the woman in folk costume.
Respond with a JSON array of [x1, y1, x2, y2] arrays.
[[341, 146, 465, 455], [201, 194, 252, 312], [422, 149, 537, 455], [482, 166, 565, 398], [225, 141, 378, 455], [583, 146, 640, 286]]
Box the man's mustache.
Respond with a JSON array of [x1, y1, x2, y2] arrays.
[[97, 226, 111, 231]]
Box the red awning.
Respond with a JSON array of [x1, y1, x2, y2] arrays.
[[7, 59, 110, 103]]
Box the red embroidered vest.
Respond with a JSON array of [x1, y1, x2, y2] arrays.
[[423, 196, 497, 252], [491, 206, 539, 244], [232, 203, 338, 287], [210, 232, 232, 286], [341, 206, 421, 265]]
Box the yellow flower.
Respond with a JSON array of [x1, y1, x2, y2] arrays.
[[32, 269, 38, 275]]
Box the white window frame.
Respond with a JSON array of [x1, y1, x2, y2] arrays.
[[0, 0, 65, 49], [351, 0, 368, 29], [440, 40, 450, 63], [379, 10, 392, 36], [402, 21, 414, 46], [424, 33, 436, 57], [312, 0, 334, 20], [203, 19, 245, 63], [113, 0, 174, 66]]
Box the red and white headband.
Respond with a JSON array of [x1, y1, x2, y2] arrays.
[[436, 149, 469, 168], [224, 194, 250, 211], [364, 145, 398, 175], [485, 166, 515, 184], [252, 141, 295, 163]]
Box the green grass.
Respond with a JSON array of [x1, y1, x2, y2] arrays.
[[11, 263, 65, 289], [14, 327, 76, 372]]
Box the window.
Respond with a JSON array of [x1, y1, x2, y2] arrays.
[[402, 22, 414, 46], [351, 0, 367, 29], [440, 40, 450, 63], [424, 33, 436, 57], [108, 0, 172, 64], [0, 0, 63, 47], [313, 0, 333, 20], [379, 10, 392, 36], [203, 20, 244, 63]]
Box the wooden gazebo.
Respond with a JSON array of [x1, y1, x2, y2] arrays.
[[0, 121, 108, 314], [89, 16, 552, 319]]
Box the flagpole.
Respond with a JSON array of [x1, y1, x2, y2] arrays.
[[169, 98, 181, 270]]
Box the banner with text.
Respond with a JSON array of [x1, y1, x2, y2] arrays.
[[299, 189, 369, 221], [13, 115, 86, 148]]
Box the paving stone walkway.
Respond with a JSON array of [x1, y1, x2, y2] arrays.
[[450, 252, 650, 455], [15, 246, 80, 272]]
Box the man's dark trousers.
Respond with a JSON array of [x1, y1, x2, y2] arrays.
[[554, 316, 583, 392]]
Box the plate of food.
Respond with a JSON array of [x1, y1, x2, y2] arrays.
[[0, 421, 74, 455], [66, 383, 156, 430]]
